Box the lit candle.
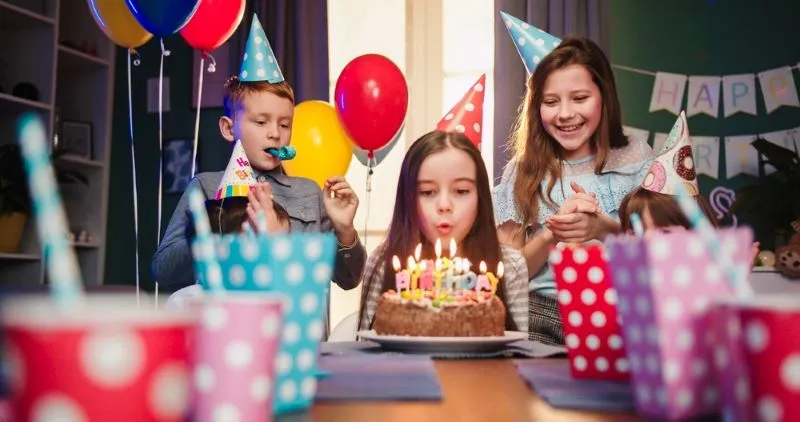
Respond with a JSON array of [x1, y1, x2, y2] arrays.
[[450, 258, 463, 290], [449, 238, 457, 258], [407, 256, 418, 290], [419, 259, 434, 289], [414, 243, 422, 262], [476, 261, 492, 292], [486, 261, 502, 294], [434, 258, 443, 291], [462, 258, 477, 289], [394, 256, 410, 291]]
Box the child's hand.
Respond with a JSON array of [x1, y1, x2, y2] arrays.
[[545, 211, 601, 244], [559, 182, 599, 215], [246, 184, 283, 234], [323, 176, 359, 243]]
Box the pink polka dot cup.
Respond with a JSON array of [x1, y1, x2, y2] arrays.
[[709, 299, 752, 422], [733, 296, 800, 422], [605, 227, 753, 420], [191, 295, 284, 422], [550, 243, 629, 381], [1, 294, 195, 422]]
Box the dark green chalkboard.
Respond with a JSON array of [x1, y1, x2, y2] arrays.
[[610, 0, 800, 249]]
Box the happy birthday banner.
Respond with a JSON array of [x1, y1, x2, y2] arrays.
[[611, 63, 800, 117], [623, 125, 800, 179]]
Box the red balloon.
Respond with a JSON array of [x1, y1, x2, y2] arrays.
[[334, 54, 409, 153], [180, 0, 245, 52]]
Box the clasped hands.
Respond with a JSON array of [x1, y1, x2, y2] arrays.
[[544, 181, 606, 244]]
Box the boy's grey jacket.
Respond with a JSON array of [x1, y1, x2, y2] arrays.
[[152, 168, 367, 293]]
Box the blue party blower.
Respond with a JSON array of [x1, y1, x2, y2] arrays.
[[194, 232, 336, 414]]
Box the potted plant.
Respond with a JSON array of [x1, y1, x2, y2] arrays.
[[0, 144, 89, 253], [730, 138, 800, 276]]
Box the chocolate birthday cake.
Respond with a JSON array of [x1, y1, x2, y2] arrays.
[[373, 289, 506, 337]]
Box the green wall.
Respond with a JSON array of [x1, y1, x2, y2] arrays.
[[610, 0, 800, 250], [105, 39, 231, 290]]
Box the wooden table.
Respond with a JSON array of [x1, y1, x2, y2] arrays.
[[309, 359, 647, 422]]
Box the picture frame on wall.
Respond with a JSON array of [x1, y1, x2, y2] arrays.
[[163, 138, 199, 194], [191, 42, 231, 109], [59, 121, 93, 159]]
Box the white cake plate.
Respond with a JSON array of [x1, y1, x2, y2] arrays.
[[356, 330, 528, 354]]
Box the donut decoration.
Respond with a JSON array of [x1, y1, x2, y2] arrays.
[[673, 145, 696, 181], [642, 161, 667, 193]]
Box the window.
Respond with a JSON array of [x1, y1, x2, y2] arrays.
[[327, 0, 494, 329]]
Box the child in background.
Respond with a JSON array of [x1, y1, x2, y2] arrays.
[[357, 131, 530, 332], [618, 112, 760, 259], [492, 36, 653, 345], [153, 15, 365, 303]]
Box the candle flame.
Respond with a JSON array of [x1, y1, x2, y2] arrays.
[[435, 238, 442, 258], [414, 243, 422, 261], [479, 261, 487, 274], [497, 262, 504, 278], [454, 258, 462, 273], [406, 256, 415, 271], [392, 256, 401, 271], [462, 259, 471, 272], [420, 260, 427, 271], [449, 238, 457, 258], [435, 258, 442, 271]]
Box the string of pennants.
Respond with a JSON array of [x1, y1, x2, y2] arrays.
[[611, 63, 800, 117], [622, 125, 799, 180]]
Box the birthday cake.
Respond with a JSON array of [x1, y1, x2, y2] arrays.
[[373, 289, 506, 337], [373, 240, 507, 337]]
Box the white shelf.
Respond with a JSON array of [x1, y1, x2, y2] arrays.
[[0, 92, 52, 112], [57, 155, 105, 169], [0, 1, 55, 28], [58, 44, 109, 68], [0, 252, 40, 261]]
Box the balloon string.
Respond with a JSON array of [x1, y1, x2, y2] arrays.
[[191, 56, 205, 177], [127, 51, 141, 307], [156, 38, 171, 302], [363, 158, 375, 251]]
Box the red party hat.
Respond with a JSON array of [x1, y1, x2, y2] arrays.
[[436, 74, 486, 147]]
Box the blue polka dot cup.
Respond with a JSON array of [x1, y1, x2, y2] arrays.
[[193, 233, 336, 414]]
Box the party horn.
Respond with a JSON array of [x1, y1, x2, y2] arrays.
[[267, 146, 297, 160]]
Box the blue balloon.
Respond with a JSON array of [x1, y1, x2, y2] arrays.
[[125, 0, 201, 37], [354, 124, 403, 168]]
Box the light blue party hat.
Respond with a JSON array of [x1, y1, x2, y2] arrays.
[[500, 11, 562, 76], [240, 14, 284, 83]]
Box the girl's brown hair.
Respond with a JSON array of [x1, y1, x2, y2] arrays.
[[618, 187, 720, 232], [511, 37, 628, 231], [357, 131, 518, 331]]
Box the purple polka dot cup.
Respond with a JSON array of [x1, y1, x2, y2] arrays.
[[605, 227, 753, 420], [191, 295, 284, 422], [1, 294, 195, 422]]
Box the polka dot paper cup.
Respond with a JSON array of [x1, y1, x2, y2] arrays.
[[549, 243, 629, 382], [709, 299, 752, 422], [194, 232, 337, 415], [191, 295, 284, 422], [605, 227, 753, 420], [1, 294, 194, 422], [731, 295, 800, 422]]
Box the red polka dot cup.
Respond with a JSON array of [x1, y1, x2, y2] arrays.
[[733, 296, 800, 422], [709, 299, 752, 422], [550, 243, 629, 381], [1, 294, 195, 422], [605, 227, 753, 420], [191, 295, 284, 422]]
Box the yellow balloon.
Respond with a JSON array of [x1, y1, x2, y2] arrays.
[[284, 101, 354, 188], [87, 0, 153, 49]]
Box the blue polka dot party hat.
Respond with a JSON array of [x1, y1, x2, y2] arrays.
[[500, 11, 562, 76], [240, 14, 284, 83], [194, 232, 336, 414]]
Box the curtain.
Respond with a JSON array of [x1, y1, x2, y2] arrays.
[[230, 0, 330, 103], [493, 0, 610, 183]]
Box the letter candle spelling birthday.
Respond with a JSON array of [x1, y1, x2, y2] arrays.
[[419, 259, 433, 289], [407, 256, 418, 290], [476, 261, 492, 292], [486, 262, 503, 294], [463, 258, 477, 289], [393, 256, 410, 291]]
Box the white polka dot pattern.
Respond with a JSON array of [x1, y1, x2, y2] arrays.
[[435, 74, 486, 147], [604, 228, 755, 420], [549, 244, 628, 382], [240, 15, 284, 83]]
